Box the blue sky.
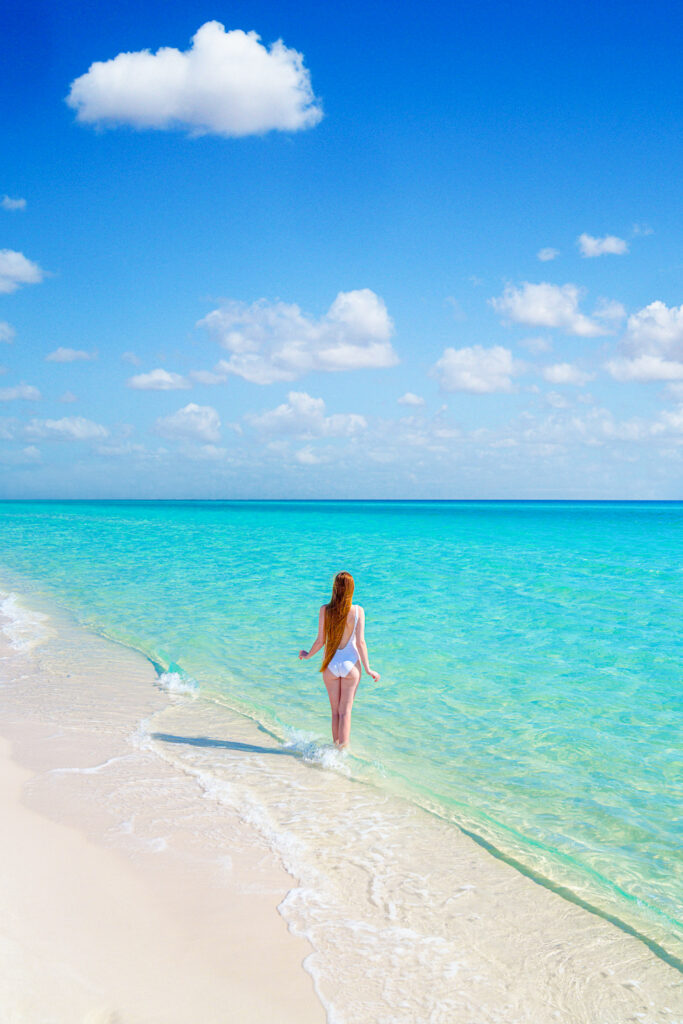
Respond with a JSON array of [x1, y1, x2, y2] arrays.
[[1, 0, 682, 498]]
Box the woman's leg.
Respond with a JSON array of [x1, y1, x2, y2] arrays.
[[322, 670, 341, 743], [337, 664, 361, 747]]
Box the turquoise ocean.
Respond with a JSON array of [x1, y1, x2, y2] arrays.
[[0, 499, 681, 964]]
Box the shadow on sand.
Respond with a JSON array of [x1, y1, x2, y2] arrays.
[[151, 732, 297, 757]]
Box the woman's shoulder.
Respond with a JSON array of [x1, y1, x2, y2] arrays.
[[353, 603, 364, 615]]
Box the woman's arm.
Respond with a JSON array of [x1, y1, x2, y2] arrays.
[[299, 606, 326, 660], [356, 606, 380, 682]]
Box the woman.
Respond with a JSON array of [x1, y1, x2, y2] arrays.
[[299, 571, 380, 748]]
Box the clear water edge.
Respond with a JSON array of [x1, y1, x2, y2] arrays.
[[0, 499, 680, 968]]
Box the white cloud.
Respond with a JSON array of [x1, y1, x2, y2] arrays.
[[127, 368, 191, 390], [66, 21, 322, 138], [0, 321, 15, 343], [59, 391, 78, 403], [578, 233, 628, 257], [632, 223, 654, 237], [0, 250, 45, 294], [0, 383, 41, 401], [541, 363, 593, 386], [520, 335, 552, 354], [45, 347, 97, 363], [653, 406, 683, 434], [155, 403, 220, 443], [606, 302, 683, 382], [122, 351, 141, 366], [26, 416, 109, 440], [593, 298, 626, 323], [537, 247, 559, 262], [247, 391, 366, 438], [1, 196, 26, 211], [295, 445, 325, 464], [432, 345, 520, 394], [398, 392, 425, 406], [606, 355, 683, 383], [200, 289, 398, 385], [189, 368, 229, 385], [623, 301, 683, 354], [491, 282, 607, 337]]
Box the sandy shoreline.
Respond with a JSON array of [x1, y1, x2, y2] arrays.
[[0, 599, 324, 1024], [0, 585, 681, 1024]]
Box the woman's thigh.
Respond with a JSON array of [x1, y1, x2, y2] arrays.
[[339, 664, 361, 714], [322, 669, 341, 711]]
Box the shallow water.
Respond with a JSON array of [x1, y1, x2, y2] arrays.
[[0, 499, 681, 961]]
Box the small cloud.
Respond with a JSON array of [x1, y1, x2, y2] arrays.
[[632, 223, 654, 237], [606, 355, 683, 383], [0, 249, 45, 294], [1, 195, 26, 211], [520, 335, 552, 354], [606, 301, 683, 382], [45, 347, 97, 363], [593, 298, 626, 323], [127, 368, 191, 390], [247, 391, 366, 438], [0, 383, 41, 401], [541, 363, 593, 386], [491, 282, 607, 337], [0, 321, 15, 343], [200, 289, 398, 385], [398, 392, 425, 407], [444, 296, 466, 321], [295, 445, 325, 464], [189, 368, 229, 385], [468, 275, 483, 287], [537, 247, 559, 262], [122, 351, 141, 366], [66, 20, 322, 138], [544, 391, 571, 409], [577, 233, 629, 258], [155, 403, 221, 443], [59, 391, 78, 403], [26, 416, 108, 440], [432, 345, 521, 394]]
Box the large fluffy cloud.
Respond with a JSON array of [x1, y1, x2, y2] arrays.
[[247, 391, 367, 438], [199, 289, 398, 385], [606, 302, 683, 381], [432, 345, 520, 393], [491, 282, 607, 337], [578, 233, 628, 257], [128, 369, 191, 390], [0, 250, 45, 294], [66, 21, 322, 137], [155, 403, 221, 443]]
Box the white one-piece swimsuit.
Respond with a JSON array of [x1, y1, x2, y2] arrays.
[[329, 607, 359, 677]]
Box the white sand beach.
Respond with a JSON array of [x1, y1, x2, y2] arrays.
[[0, 589, 681, 1024]]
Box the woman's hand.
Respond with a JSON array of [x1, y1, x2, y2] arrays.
[[298, 650, 309, 660], [368, 670, 380, 682]]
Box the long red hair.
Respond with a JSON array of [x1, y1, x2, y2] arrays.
[[321, 571, 355, 671]]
